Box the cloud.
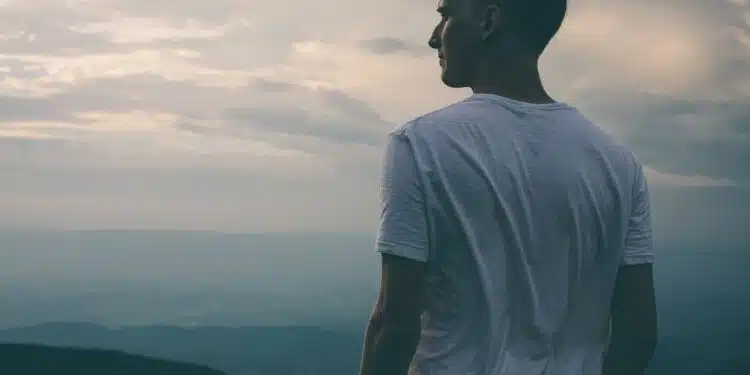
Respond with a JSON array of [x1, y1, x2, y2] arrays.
[[358, 37, 431, 56], [572, 90, 750, 183], [0, 0, 746, 237], [220, 106, 382, 146], [645, 167, 738, 188], [0, 95, 67, 121], [0, 4, 113, 55], [70, 17, 253, 44], [0, 137, 88, 168], [542, 0, 750, 99], [174, 78, 390, 154]]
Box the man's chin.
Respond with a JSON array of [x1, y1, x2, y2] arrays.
[[440, 71, 469, 89]]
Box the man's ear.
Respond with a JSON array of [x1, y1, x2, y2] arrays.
[[479, 5, 502, 41]]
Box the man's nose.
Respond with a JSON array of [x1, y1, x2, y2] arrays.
[[428, 35, 440, 49], [428, 28, 440, 49]]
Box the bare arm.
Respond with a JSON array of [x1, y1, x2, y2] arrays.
[[603, 263, 658, 375], [359, 131, 429, 375], [604, 161, 657, 375], [359, 254, 426, 375]]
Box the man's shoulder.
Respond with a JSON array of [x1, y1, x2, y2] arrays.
[[389, 98, 477, 138]]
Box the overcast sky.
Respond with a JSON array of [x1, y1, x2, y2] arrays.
[[0, 0, 748, 246]]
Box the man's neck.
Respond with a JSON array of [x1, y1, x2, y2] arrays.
[[470, 57, 555, 104]]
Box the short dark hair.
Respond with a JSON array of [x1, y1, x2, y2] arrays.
[[490, 0, 568, 55]]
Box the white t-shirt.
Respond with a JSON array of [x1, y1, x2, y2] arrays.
[[376, 93, 654, 375]]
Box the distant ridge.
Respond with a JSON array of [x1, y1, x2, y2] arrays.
[[0, 343, 227, 375], [0, 322, 363, 375]]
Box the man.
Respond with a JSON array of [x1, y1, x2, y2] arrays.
[[358, 0, 658, 374]]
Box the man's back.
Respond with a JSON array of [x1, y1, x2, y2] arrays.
[[376, 93, 654, 375]]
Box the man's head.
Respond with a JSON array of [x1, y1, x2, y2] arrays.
[[428, 0, 567, 88]]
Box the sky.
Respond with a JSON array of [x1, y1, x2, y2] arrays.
[[0, 0, 748, 246]]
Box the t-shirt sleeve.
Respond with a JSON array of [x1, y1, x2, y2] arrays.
[[375, 132, 429, 263], [622, 162, 654, 266]]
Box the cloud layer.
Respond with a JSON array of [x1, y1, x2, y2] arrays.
[[0, 0, 748, 243]]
